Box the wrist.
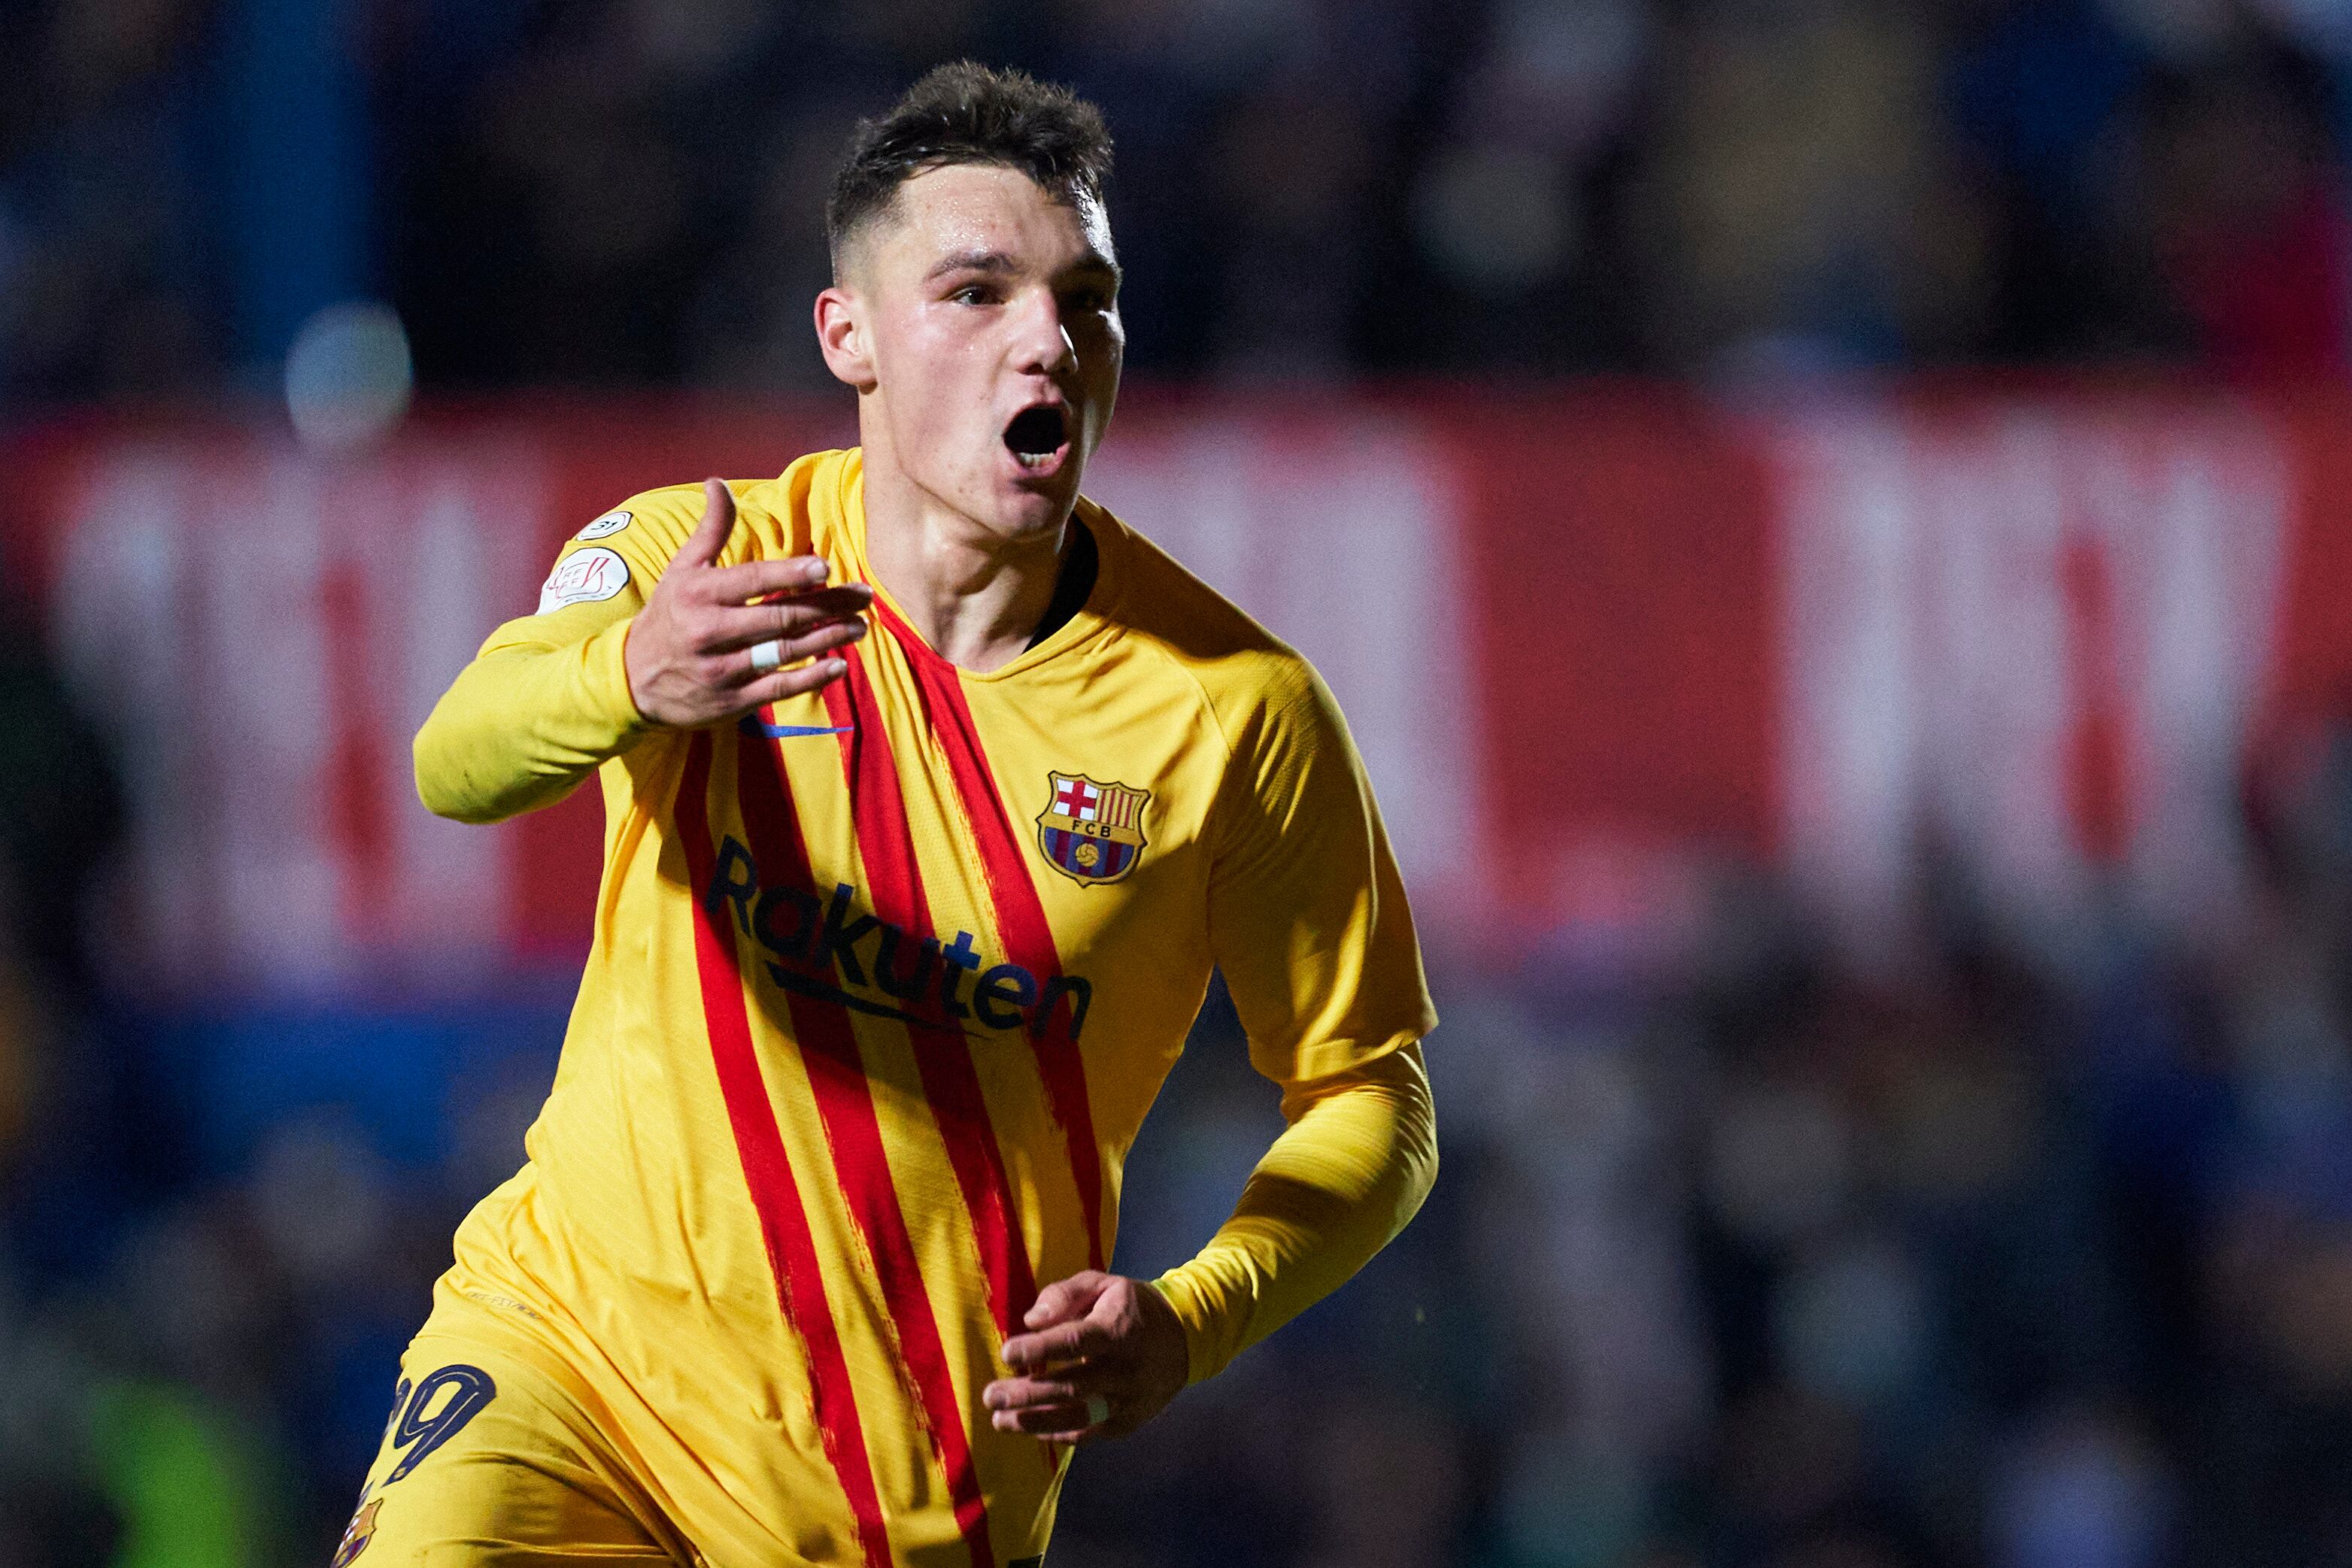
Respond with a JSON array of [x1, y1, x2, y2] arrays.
[[597, 615, 658, 735], [1143, 1273, 1212, 1388], [615, 614, 665, 729]]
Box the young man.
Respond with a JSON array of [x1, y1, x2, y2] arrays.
[[359, 62, 1436, 1568]]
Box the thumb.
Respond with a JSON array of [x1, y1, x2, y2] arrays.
[[674, 477, 737, 569]]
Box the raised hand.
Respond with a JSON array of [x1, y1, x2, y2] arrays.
[[624, 478, 872, 727], [983, 1272, 1190, 1442]]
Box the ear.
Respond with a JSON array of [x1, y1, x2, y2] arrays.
[[814, 287, 876, 391]]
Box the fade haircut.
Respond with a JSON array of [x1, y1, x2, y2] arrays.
[[826, 62, 1114, 274]]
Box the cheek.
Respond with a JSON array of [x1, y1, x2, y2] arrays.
[[1084, 326, 1123, 418], [1091, 316, 1125, 372], [883, 323, 969, 407], [881, 323, 1003, 473]]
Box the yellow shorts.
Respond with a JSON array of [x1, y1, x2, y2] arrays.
[[332, 1300, 695, 1567]]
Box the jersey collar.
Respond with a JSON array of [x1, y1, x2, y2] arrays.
[[817, 447, 1119, 684]]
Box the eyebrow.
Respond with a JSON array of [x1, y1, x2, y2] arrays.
[[925, 248, 1124, 288]]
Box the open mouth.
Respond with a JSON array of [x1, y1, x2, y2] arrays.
[[1003, 405, 1070, 472]]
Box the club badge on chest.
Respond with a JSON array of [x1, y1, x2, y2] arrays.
[[1036, 772, 1150, 885]]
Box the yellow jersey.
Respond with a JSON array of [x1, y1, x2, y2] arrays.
[[411, 448, 1436, 1566]]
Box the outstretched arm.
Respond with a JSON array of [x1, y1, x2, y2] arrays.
[[414, 478, 870, 823]]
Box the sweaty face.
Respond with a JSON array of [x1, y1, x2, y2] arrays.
[[838, 164, 1124, 541]]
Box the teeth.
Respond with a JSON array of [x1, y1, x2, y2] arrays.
[[1005, 406, 1067, 465]]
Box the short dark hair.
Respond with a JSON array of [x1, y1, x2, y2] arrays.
[[826, 62, 1113, 268]]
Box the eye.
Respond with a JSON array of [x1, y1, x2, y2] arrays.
[[950, 283, 997, 306]]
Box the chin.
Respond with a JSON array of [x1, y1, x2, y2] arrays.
[[983, 468, 1082, 538], [991, 490, 1076, 542]]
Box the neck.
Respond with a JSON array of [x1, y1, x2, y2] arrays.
[[858, 441, 1068, 674]]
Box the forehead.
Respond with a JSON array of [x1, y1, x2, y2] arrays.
[[866, 163, 1115, 278]]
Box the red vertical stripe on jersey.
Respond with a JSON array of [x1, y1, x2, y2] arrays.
[[818, 659, 1038, 1337], [871, 601, 1108, 1271], [734, 733, 996, 1568], [672, 732, 894, 1568]]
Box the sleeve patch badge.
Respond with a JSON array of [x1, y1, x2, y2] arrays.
[[575, 508, 633, 541], [1036, 772, 1150, 884], [537, 546, 630, 613]]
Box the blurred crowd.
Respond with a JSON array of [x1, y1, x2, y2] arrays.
[[3, 622, 2352, 1565], [10, 0, 2352, 401], [1067, 720, 2352, 1568], [17, 1, 2352, 1565]]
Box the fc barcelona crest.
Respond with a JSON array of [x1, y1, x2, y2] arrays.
[[1036, 772, 1150, 885], [332, 1498, 380, 1566]]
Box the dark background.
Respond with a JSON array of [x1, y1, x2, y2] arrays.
[[9, 3, 2352, 1566], [13, 0, 2351, 399]]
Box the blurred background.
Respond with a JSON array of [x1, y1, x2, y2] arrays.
[[12, 1, 2352, 1565]]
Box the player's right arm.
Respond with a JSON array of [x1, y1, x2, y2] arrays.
[[414, 478, 869, 823]]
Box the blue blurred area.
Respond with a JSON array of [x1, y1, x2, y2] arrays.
[[7, 988, 572, 1281], [221, 0, 372, 375], [141, 989, 571, 1178]]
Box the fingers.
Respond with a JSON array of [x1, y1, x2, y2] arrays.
[[733, 655, 853, 711], [984, 1366, 1121, 1439], [674, 478, 738, 569], [1001, 1272, 1118, 1373], [1000, 1315, 1119, 1374], [669, 487, 849, 602], [982, 1372, 1089, 1409], [990, 1398, 1108, 1439], [721, 620, 866, 687], [984, 1274, 1186, 1445], [705, 554, 855, 604], [627, 486, 872, 727], [1022, 1272, 1112, 1333], [697, 588, 876, 655]]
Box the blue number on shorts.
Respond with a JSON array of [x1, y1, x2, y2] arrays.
[[384, 1364, 497, 1483]]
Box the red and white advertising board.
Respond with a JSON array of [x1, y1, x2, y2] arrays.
[[8, 384, 2350, 991]]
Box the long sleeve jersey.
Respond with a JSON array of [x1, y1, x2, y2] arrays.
[[413, 447, 1437, 1566]]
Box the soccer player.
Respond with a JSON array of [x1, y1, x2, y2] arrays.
[[355, 62, 1437, 1567]]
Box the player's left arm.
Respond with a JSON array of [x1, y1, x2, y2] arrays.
[[988, 658, 1438, 1441]]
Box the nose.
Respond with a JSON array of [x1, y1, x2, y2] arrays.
[[1009, 287, 1076, 378]]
